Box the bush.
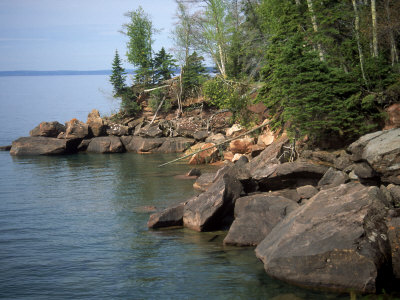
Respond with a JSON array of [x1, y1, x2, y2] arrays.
[[119, 87, 141, 116], [202, 76, 248, 122], [149, 89, 171, 112]]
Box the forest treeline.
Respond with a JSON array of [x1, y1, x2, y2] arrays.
[[109, 0, 400, 145]]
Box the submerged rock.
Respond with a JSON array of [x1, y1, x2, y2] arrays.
[[255, 183, 391, 293]]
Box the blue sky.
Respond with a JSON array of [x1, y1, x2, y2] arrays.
[[0, 0, 178, 71]]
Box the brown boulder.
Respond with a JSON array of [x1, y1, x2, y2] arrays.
[[229, 137, 255, 154], [188, 143, 219, 165], [385, 103, 400, 129], [87, 109, 106, 137], [387, 216, 400, 279], [224, 194, 299, 246], [29, 121, 65, 137], [255, 183, 391, 293], [60, 119, 90, 139]]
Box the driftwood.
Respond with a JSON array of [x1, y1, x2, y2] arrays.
[[158, 121, 270, 167], [143, 85, 170, 93]]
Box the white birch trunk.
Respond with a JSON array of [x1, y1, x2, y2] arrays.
[[352, 0, 368, 86], [371, 0, 379, 57], [306, 0, 325, 61]]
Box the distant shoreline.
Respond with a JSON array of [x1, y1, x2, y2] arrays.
[[0, 70, 122, 77]]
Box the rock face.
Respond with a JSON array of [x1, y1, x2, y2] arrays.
[[86, 136, 125, 153], [29, 121, 65, 137], [224, 194, 299, 246], [87, 109, 106, 137], [147, 203, 186, 229], [347, 128, 400, 183], [10, 137, 79, 155], [183, 174, 243, 231], [255, 183, 391, 293]]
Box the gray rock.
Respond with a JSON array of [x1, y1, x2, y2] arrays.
[[269, 189, 301, 202], [183, 174, 243, 232], [10, 136, 80, 155], [348, 128, 400, 183], [388, 184, 400, 208], [29, 121, 65, 137], [224, 194, 299, 246], [387, 217, 400, 280], [139, 124, 163, 138], [77, 139, 92, 151], [87, 136, 125, 153], [205, 133, 226, 144], [354, 162, 376, 179], [106, 123, 129, 136], [255, 183, 391, 293], [187, 168, 201, 177], [253, 161, 329, 191], [334, 151, 353, 171], [297, 185, 319, 199], [153, 137, 195, 153], [193, 130, 209, 141], [121, 136, 165, 153], [193, 172, 215, 191], [318, 167, 349, 190], [147, 202, 186, 229]]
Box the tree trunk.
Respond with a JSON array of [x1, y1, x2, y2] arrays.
[[384, 0, 399, 66], [371, 0, 379, 57], [352, 0, 368, 86], [306, 0, 325, 61]]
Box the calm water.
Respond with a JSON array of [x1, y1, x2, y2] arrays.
[[0, 75, 347, 299]]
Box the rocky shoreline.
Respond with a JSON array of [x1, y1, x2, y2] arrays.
[[3, 108, 400, 295]]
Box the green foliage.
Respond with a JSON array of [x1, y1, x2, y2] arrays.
[[109, 50, 126, 95], [149, 89, 171, 112], [122, 6, 153, 85], [119, 87, 141, 117], [153, 47, 177, 84], [181, 52, 208, 99], [203, 76, 248, 122]]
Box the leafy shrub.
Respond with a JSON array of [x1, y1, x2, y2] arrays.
[[149, 89, 171, 112]]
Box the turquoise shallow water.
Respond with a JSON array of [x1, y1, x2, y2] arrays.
[[0, 75, 349, 299]]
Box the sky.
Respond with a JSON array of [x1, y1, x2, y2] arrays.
[[0, 0, 178, 71]]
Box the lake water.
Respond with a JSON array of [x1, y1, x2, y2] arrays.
[[0, 75, 347, 299]]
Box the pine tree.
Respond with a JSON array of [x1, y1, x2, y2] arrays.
[[109, 50, 126, 95], [153, 47, 177, 84], [182, 52, 207, 99]]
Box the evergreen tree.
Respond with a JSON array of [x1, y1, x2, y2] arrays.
[[182, 51, 207, 99], [109, 49, 126, 95], [153, 47, 177, 84]]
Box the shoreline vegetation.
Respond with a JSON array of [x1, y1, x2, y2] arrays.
[[3, 0, 400, 297]]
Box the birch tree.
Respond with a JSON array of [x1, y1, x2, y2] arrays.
[[306, 0, 325, 61], [352, 0, 368, 86], [371, 0, 378, 57]]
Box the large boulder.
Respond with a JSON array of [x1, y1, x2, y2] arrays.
[[224, 194, 299, 246], [139, 124, 163, 138], [317, 167, 349, 190], [86, 109, 106, 137], [252, 161, 328, 191], [29, 121, 65, 137], [10, 136, 80, 155], [183, 174, 243, 232], [148, 202, 186, 229], [153, 137, 195, 153], [86, 136, 125, 153], [255, 183, 391, 293], [59, 119, 90, 139], [347, 128, 400, 183], [193, 173, 216, 191], [121, 136, 166, 153]]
